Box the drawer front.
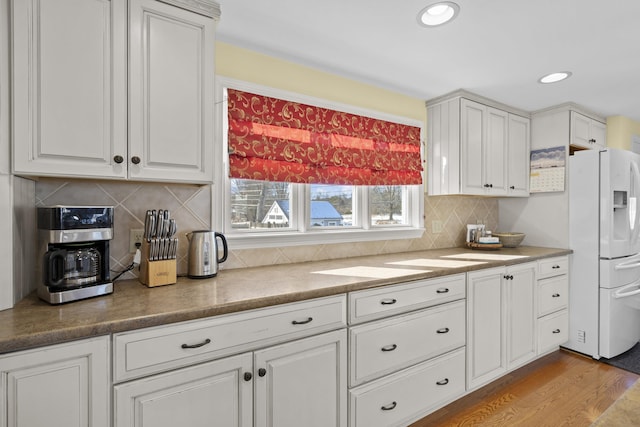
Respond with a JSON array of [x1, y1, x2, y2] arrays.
[[349, 300, 465, 386], [538, 275, 568, 317], [538, 256, 568, 279], [349, 348, 465, 427], [349, 274, 465, 325], [538, 310, 569, 354], [113, 295, 346, 382]]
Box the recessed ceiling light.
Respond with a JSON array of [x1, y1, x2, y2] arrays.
[[538, 71, 572, 84], [417, 2, 460, 27]]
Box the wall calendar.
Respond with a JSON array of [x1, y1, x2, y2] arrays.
[[530, 146, 566, 193]]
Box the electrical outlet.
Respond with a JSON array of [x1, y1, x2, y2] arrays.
[[129, 229, 145, 253]]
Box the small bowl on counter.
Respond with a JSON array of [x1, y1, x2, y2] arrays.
[[493, 232, 526, 248]]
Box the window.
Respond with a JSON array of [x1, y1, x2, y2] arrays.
[[216, 79, 425, 249]]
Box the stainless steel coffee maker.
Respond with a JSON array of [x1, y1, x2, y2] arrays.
[[37, 206, 114, 304]]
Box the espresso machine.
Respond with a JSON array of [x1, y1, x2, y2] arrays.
[[37, 206, 114, 304]]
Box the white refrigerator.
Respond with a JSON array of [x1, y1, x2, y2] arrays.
[[567, 148, 640, 359]]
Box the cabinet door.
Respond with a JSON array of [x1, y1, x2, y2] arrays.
[[114, 353, 252, 427], [12, 0, 127, 179], [129, 0, 214, 183], [485, 107, 508, 195], [590, 119, 607, 149], [254, 329, 347, 427], [466, 267, 505, 390], [506, 263, 537, 369], [0, 336, 110, 427], [460, 99, 486, 195], [507, 114, 530, 196]]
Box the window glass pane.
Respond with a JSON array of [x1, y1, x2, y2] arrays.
[[310, 184, 354, 227], [370, 185, 407, 226], [230, 179, 292, 230]]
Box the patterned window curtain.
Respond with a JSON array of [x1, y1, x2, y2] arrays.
[[227, 89, 422, 185]]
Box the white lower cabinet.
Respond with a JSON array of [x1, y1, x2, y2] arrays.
[[347, 276, 467, 427], [537, 256, 570, 354], [114, 353, 253, 427], [0, 336, 110, 427], [114, 330, 346, 427], [349, 348, 465, 427], [255, 330, 347, 427], [112, 295, 347, 427], [467, 262, 536, 390]]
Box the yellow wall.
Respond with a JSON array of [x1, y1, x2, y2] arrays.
[[606, 116, 640, 150], [215, 42, 425, 123]]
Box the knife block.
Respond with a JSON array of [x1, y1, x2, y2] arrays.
[[139, 240, 177, 287]]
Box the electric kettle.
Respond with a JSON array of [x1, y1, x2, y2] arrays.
[[186, 230, 228, 278]]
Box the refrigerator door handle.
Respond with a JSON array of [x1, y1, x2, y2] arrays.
[[614, 260, 640, 270], [630, 161, 640, 239], [614, 281, 640, 299]]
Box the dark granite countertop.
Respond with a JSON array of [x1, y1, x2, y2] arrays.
[[0, 246, 571, 354]]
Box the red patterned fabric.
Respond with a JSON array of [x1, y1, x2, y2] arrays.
[[227, 89, 422, 185]]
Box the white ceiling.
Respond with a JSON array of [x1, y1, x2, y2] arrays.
[[216, 0, 640, 122]]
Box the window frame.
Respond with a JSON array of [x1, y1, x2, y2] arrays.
[[213, 77, 425, 250]]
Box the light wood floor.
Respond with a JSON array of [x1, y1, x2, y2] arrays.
[[409, 349, 639, 427]]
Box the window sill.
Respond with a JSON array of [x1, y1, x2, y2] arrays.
[[226, 227, 426, 250]]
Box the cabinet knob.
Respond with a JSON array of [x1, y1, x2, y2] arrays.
[[589, 138, 596, 144], [503, 274, 514, 280], [258, 368, 266, 377], [552, 293, 561, 298], [131, 156, 141, 165], [243, 372, 253, 381], [113, 155, 124, 164], [510, 185, 515, 190], [380, 401, 397, 411], [484, 184, 490, 188]]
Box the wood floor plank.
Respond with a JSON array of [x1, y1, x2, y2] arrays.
[[409, 350, 639, 427]]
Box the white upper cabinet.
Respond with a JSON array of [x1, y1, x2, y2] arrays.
[[571, 111, 606, 150], [11, 0, 218, 183], [427, 92, 530, 197], [12, 0, 128, 179]]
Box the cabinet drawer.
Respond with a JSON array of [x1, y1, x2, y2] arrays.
[[349, 348, 465, 427], [113, 295, 346, 382], [538, 256, 568, 279], [348, 274, 465, 325], [538, 275, 568, 317], [538, 310, 569, 354], [349, 300, 465, 386]]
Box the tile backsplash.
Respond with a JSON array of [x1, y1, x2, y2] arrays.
[[35, 179, 498, 278]]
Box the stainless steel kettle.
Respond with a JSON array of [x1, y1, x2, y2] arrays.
[[186, 230, 228, 278]]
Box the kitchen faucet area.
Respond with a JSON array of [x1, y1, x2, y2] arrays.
[[2, 1, 640, 426]]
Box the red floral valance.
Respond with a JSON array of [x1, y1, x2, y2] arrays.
[[227, 89, 422, 185]]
